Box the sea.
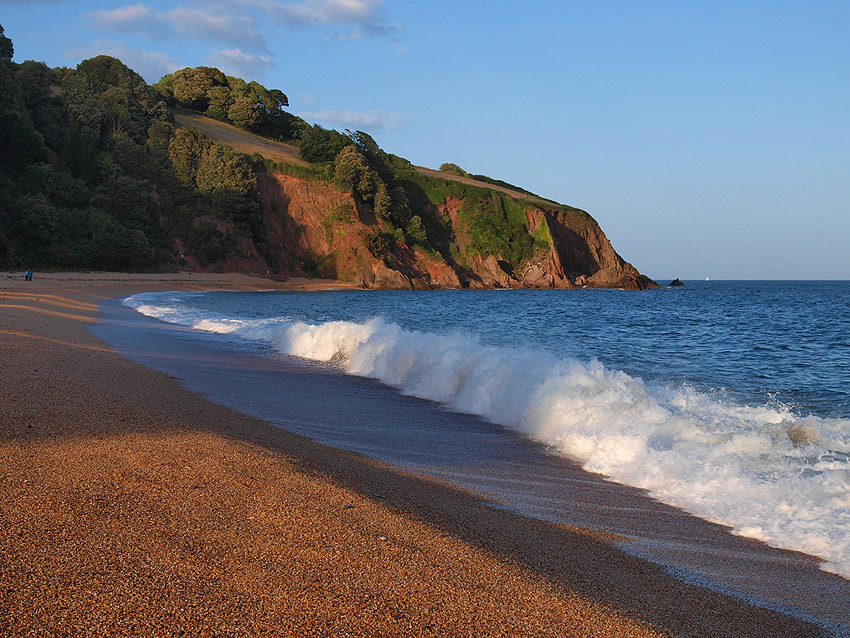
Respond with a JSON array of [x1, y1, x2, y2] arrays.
[[93, 280, 850, 634]]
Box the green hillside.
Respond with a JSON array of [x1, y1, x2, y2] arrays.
[[0, 25, 654, 289]]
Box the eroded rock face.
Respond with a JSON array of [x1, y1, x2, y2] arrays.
[[205, 171, 656, 291], [360, 262, 413, 290], [540, 209, 656, 290]]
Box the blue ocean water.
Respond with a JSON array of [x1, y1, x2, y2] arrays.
[[122, 281, 850, 581]]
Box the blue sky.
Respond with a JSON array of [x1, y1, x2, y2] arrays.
[[2, 0, 848, 280]]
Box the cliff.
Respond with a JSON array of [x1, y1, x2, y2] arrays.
[[195, 166, 656, 291]]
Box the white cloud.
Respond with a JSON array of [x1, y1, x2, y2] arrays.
[[167, 7, 263, 49], [235, 0, 401, 40], [246, 0, 383, 26], [92, 3, 152, 26], [90, 3, 267, 51], [63, 40, 179, 82], [206, 48, 273, 78], [91, 4, 163, 39], [297, 108, 411, 131]]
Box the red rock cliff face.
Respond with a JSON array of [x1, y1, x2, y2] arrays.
[[535, 208, 656, 290], [255, 173, 459, 289], [243, 172, 656, 290]]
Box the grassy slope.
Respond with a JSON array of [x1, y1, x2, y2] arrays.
[[173, 109, 558, 206], [173, 108, 309, 167]]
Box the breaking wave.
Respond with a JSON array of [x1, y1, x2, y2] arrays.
[[124, 292, 850, 578]]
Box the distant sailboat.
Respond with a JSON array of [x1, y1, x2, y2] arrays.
[[705, 276, 710, 281]]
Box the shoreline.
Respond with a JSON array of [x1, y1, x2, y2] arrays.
[[0, 272, 832, 636]]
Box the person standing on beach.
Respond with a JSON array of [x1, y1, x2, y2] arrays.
[[24, 270, 32, 281]]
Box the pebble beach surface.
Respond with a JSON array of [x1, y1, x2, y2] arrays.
[[0, 272, 824, 637]]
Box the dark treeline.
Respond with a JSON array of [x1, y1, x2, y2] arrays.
[[0, 25, 285, 271]]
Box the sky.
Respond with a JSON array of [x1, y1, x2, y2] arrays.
[[2, 0, 849, 280]]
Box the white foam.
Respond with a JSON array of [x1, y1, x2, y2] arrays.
[[124, 292, 850, 578]]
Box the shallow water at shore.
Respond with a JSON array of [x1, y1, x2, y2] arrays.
[[93, 297, 850, 636], [122, 283, 850, 581]]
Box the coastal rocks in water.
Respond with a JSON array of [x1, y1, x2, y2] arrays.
[[468, 255, 519, 289], [360, 262, 413, 290], [518, 261, 556, 288], [669, 278, 685, 287]]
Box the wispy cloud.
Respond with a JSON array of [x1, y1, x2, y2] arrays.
[[90, 4, 267, 52], [206, 48, 273, 78], [244, 0, 382, 26], [90, 4, 163, 39], [297, 108, 411, 131], [63, 40, 179, 82], [235, 0, 401, 40], [168, 7, 261, 47]]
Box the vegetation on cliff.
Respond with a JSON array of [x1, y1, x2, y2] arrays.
[[0, 25, 654, 289]]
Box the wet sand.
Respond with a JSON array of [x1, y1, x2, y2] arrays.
[[0, 272, 834, 636]]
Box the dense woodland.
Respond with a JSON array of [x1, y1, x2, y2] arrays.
[[0, 24, 574, 280], [0, 24, 287, 271]]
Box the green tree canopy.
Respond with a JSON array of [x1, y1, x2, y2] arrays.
[[168, 126, 211, 188], [439, 163, 469, 177], [299, 124, 352, 163], [159, 66, 227, 111], [0, 24, 14, 61], [195, 142, 256, 195], [334, 145, 369, 192]]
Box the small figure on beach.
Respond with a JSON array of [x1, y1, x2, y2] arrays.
[[24, 270, 33, 281]]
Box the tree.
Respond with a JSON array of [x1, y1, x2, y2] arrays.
[[76, 56, 145, 92], [168, 127, 211, 188], [267, 88, 288, 109], [405, 215, 428, 245], [334, 145, 369, 192], [299, 124, 352, 163], [1, 55, 50, 177], [146, 119, 175, 153], [90, 174, 158, 231], [373, 185, 392, 219], [0, 24, 14, 61], [86, 209, 153, 270], [63, 56, 167, 145], [60, 121, 100, 184], [227, 96, 258, 129], [161, 66, 227, 111], [195, 142, 256, 195], [15, 61, 63, 149], [18, 193, 58, 245], [15, 61, 55, 109], [439, 163, 469, 177], [205, 85, 231, 121], [299, 124, 330, 163]]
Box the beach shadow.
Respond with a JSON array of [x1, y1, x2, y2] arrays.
[[76, 298, 850, 637]]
